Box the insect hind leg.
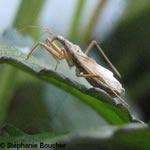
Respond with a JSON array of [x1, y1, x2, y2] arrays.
[[85, 40, 121, 78], [101, 77, 129, 108]]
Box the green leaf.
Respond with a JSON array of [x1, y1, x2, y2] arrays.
[[0, 29, 34, 129], [0, 123, 148, 150], [0, 44, 138, 125], [0, 0, 45, 129], [1, 124, 26, 137]]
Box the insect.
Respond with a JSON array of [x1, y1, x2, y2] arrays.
[[26, 29, 129, 108]]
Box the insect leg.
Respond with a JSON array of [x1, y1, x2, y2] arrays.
[[46, 38, 63, 54], [46, 38, 74, 68], [63, 48, 74, 67], [54, 60, 59, 71], [85, 40, 121, 78], [27, 42, 62, 60], [76, 67, 129, 107], [46, 38, 66, 70], [76, 68, 99, 78], [19, 25, 55, 37], [100, 76, 129, 108], [27, 41, 66, 70]]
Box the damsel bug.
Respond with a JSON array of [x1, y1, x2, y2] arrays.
[[26, 29, 129, 108]]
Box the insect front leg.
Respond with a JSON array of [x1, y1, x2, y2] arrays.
[[27, 41, 65, 71], [63, 48, 74, 67], [46, 38, 66, 70], [47, 38, 74, 68], [27, 42, 62, 59], [85, 40, 121, 78], [46, 38, 63, 55], [75, 68, 99, 78]]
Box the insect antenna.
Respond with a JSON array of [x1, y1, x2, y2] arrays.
[[18, 25, 55, 37]]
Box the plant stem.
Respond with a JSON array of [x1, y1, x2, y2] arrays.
[[69, 0, 86, 40], [0, 65, 18, 127], [82, 0, 107, 44], [13, 0, 46, 40]]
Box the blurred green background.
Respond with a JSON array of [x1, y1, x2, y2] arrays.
[[0, 0, 150, 135]]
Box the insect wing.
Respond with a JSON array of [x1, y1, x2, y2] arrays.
[[75, 53, 124, 94]]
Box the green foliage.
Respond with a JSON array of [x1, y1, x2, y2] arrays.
[[13, 0, 46, 39], [0, 0, 46, 131], [69, 0, 86, 40], [0, 65, 18, 128], [82, 0, 108, 43], [0, 123, 149, 150]]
